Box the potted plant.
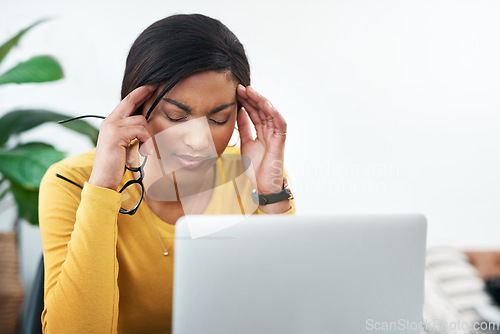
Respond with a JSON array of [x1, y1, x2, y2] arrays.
[[0, 18, 98, 333]]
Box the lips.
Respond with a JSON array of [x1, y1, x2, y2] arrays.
[[174, 154, 210, 169]]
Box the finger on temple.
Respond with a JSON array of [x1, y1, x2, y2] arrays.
[[261, 100, 286, 132], [238, 97, 263, 132], [236, 84, 249, 99], [244, 87, 268, 112], [237, 108, 253, 145], [246, 88, 270, 124], [109, 84, 158, 120], [245, 86, 264, 104], [247, 88, 275, 125], [237, 91, 260, 110]]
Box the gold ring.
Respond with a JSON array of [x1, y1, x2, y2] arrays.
[[274, 132, 287, 136]]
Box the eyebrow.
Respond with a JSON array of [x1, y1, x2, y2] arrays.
[[163, 98, 235, 114]]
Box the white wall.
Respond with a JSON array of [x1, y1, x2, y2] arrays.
[[2, 1, 500, 297]]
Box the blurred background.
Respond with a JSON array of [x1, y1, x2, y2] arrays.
[[1, 0, 500, 329]]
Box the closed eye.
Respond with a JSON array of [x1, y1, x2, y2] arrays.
[[210, 118, 228, 125], [165, 113, 187, 122], [161, 107, 187, 122], [160, 98, 235, 126], [164, 112, 228, 125], [165, 114, 187, 122]]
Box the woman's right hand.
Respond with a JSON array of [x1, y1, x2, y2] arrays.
[[88, 84, 158, 191]]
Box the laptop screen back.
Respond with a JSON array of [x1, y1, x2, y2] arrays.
[[172, 214, 427, 334]]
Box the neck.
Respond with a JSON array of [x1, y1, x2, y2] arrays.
[[143, 163, 217, 224]]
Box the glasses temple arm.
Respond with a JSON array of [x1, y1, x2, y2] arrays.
[[58, 115, 106, 124]]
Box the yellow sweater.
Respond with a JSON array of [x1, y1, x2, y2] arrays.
[[39, 146, 295, 333]]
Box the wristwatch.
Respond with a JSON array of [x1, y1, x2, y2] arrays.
[[251, 177, 294, 206]]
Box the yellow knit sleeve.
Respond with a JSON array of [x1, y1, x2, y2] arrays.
[[39, 162, 122, 333]]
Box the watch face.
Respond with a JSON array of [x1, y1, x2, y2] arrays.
[[251, 189, 259, 205]]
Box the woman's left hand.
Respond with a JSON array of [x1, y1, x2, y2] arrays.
[[236, 84, 290, 213]]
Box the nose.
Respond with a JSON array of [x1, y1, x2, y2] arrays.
[[182, 117, 211, 152]]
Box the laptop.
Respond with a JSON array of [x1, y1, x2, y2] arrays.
[[172, 214, 427, 334]]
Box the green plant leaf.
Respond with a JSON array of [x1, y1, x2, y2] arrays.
[[0, 177, 9, 202], [9, 179, 39, 226], [0, 143, 66, 189], [16, 142, 55, 149], [0, 186, 9, 202], [0, 18, 50, 65], [0, 55, 63, 85], [0, 109, 99, 146]]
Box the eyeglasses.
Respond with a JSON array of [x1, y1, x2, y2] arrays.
[[56, 114, 147, 215], [119, 155, 147, 215]]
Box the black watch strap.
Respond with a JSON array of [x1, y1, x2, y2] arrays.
[[251, 178, 294, 206], [252, 188, 293, 206]]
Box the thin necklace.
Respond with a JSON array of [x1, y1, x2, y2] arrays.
[[139, 158, 223, 256], [128, 147, 172, 256], [144, 197, 173, 256]]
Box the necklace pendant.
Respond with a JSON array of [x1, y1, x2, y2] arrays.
[[163, 251, 169, 256]]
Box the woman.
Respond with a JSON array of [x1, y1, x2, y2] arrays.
[[39, 14, 295, 333]]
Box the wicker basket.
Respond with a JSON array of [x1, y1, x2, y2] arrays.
[[0, 232, 25, 334]]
